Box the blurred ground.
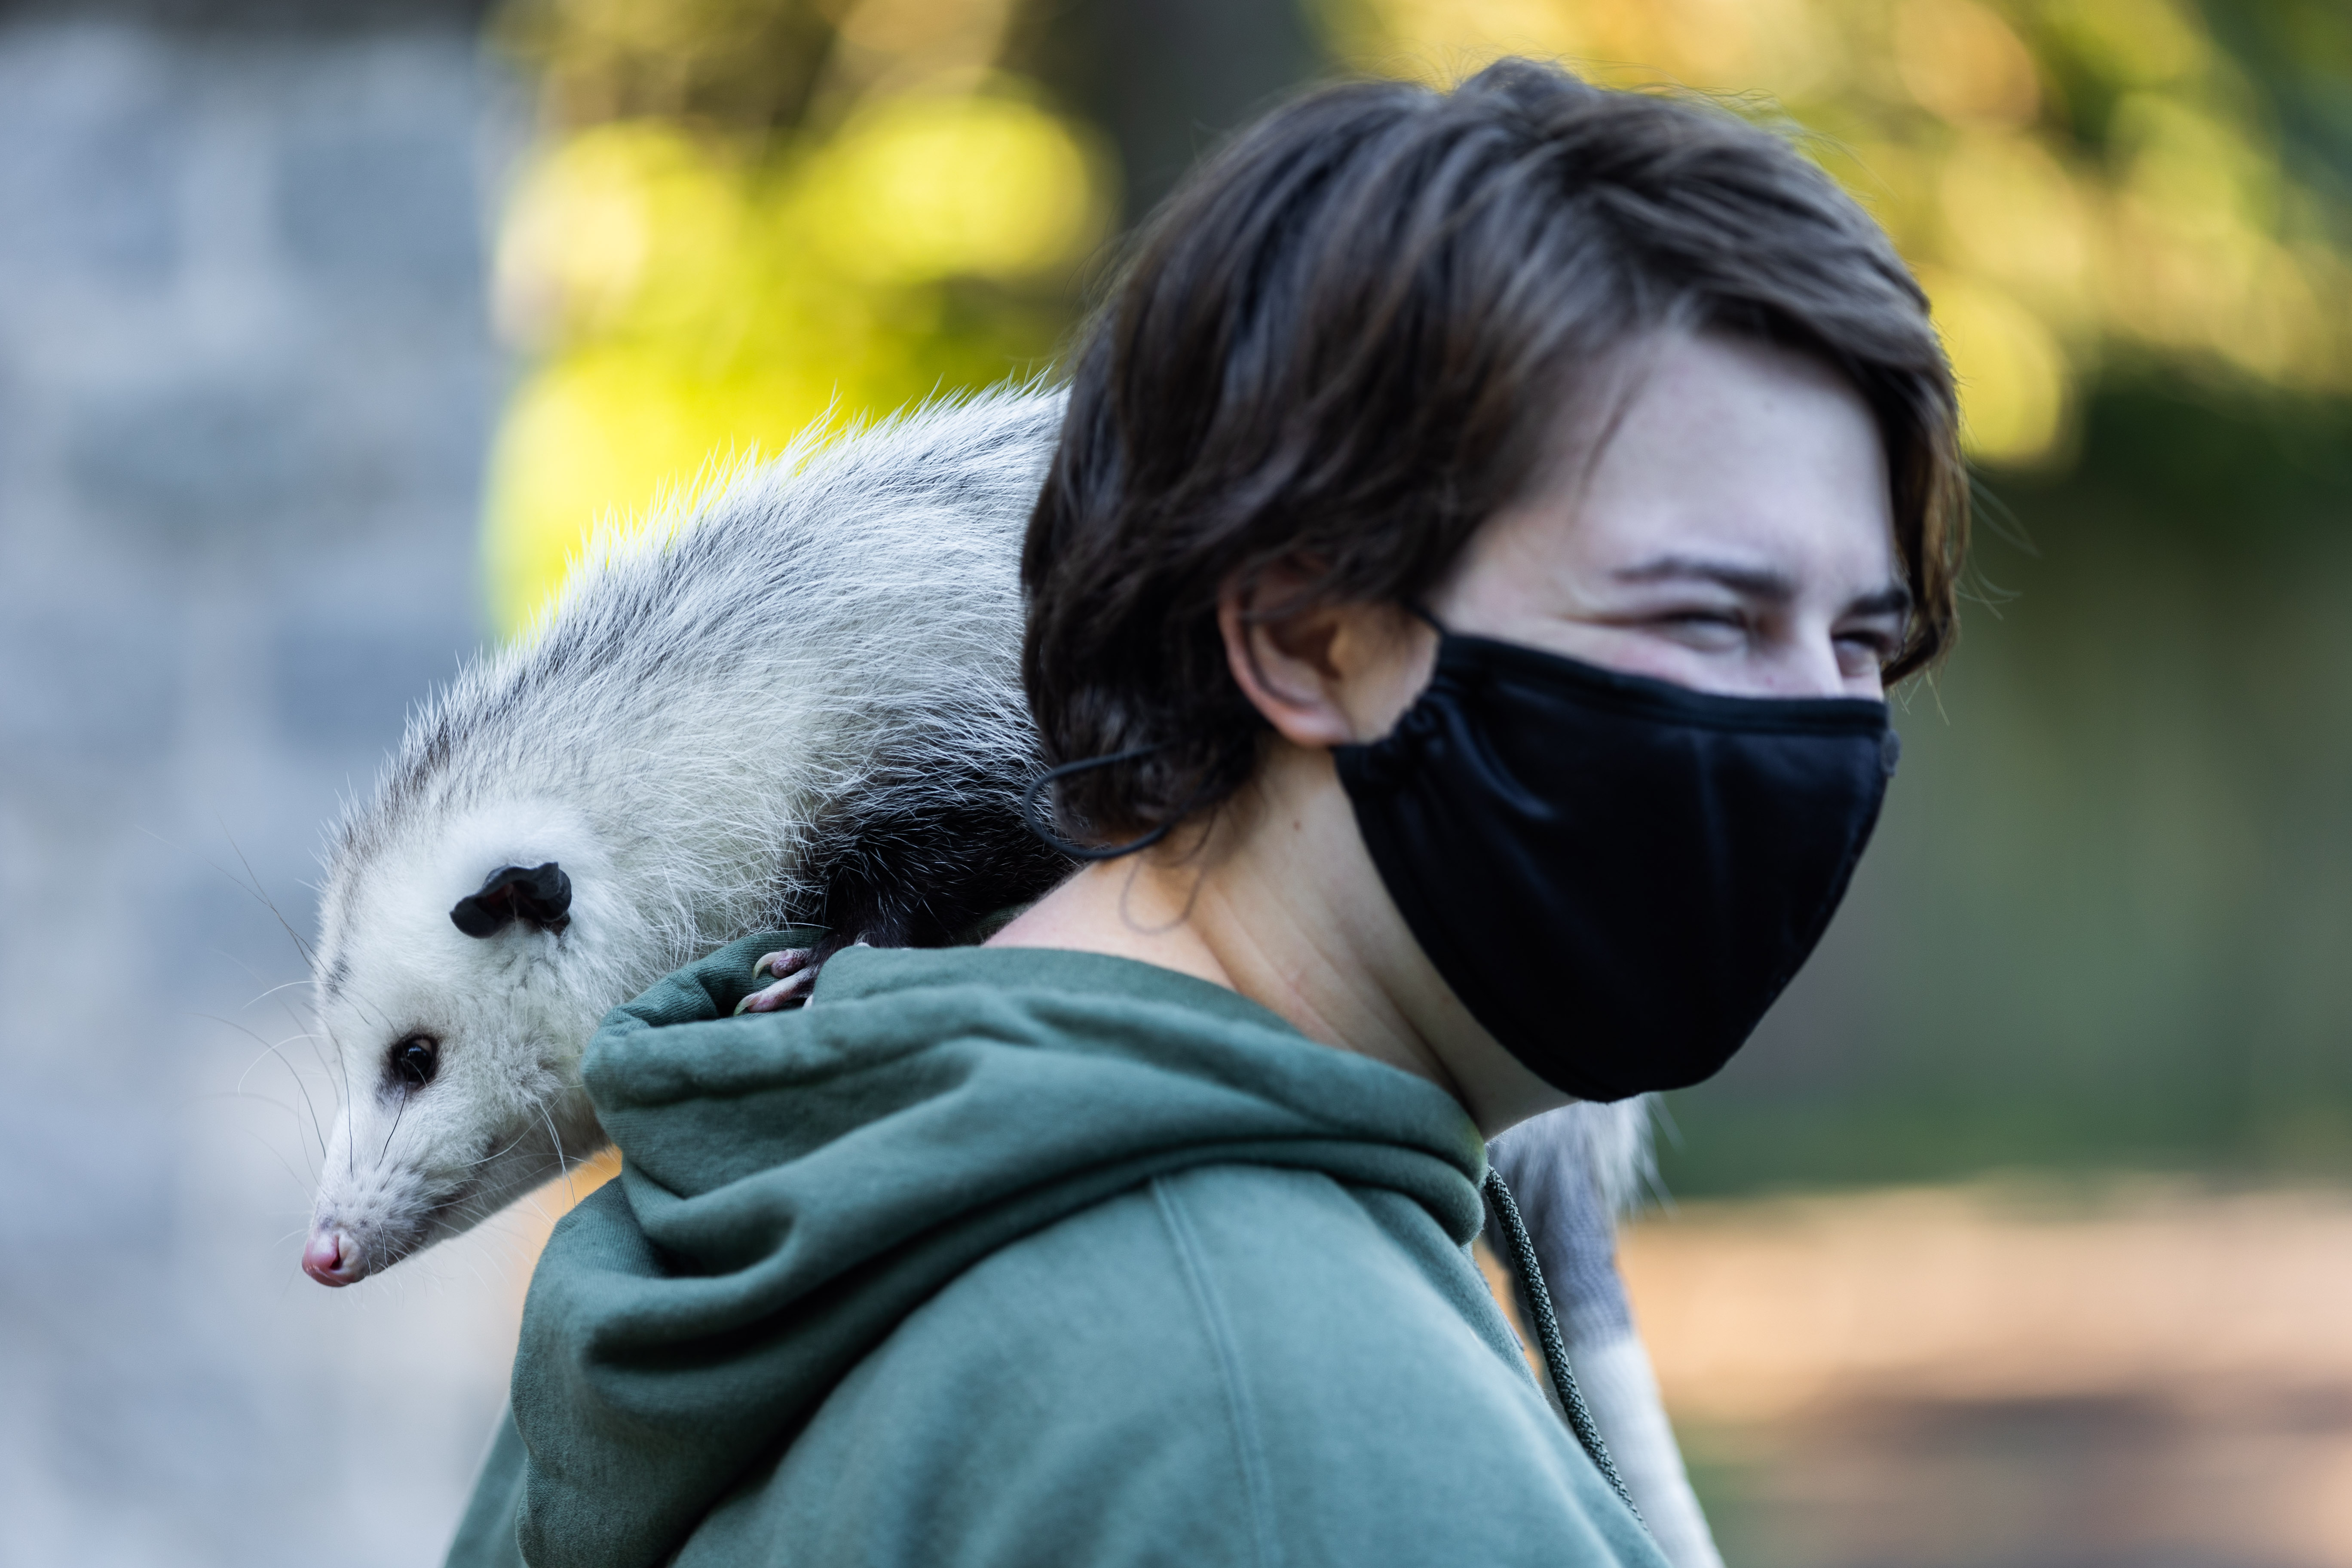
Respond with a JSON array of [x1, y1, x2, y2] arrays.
[[1623, 1184, 2352, 1567]]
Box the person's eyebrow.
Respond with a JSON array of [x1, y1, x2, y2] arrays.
[[1612, 553, 1798, 603], [1613, 554, 1912, 619], [1844, 581, 1914, 619]]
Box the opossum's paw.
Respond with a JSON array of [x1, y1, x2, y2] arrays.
[[736, 948, 818, 1014]]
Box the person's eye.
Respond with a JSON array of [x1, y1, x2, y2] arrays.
[[1835, 627, 1901, 665], [1659, 607, 1748, 639]]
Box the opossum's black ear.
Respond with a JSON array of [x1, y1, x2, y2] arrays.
[[450, 862, 573, 938]]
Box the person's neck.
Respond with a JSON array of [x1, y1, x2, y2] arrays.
[[989, 744, 1470, 1104]]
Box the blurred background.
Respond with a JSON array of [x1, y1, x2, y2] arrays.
[[0, 0, 2346, 1562]]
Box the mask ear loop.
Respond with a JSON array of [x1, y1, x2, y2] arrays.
[[1031, 603, 1443, 863], [1021, 744, 1187, 862]]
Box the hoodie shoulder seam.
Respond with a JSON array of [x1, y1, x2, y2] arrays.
[[1151, 1175, 1283, 1568]]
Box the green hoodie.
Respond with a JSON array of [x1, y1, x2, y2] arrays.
[[447, 933, 1666, 1568]]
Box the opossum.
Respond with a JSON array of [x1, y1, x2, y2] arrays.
[[300, 387, 1070, 1288]]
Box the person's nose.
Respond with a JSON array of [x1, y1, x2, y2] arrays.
[[1764, 623, 1862, 699]]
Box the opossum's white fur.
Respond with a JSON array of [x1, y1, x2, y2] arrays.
[[307, 386, 1065, 1280], [1492, 1097, 1658, 1222]]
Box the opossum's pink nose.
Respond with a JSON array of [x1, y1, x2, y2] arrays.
[[302, 1227, 360, 1287]]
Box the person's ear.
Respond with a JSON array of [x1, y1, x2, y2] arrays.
[[1218, 563, 1427, 748]]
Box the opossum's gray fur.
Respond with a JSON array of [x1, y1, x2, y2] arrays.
[[306, 386, 1070, 1281]]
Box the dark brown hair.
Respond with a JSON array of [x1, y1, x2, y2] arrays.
[[1023, 58, 1964, 845]]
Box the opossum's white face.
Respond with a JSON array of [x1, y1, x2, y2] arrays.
[[303, 801, 622, 1286]]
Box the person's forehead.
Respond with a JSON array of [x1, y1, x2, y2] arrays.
[[1585, 332, 1874, 464], [1564, 334, 1894, 560]]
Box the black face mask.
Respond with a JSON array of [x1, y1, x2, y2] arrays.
[[1335, 628, 1899, 1103]]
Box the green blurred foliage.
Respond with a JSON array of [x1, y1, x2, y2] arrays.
[[493, 0, 840, 129]]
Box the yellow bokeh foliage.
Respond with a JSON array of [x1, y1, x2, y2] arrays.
[[802, 95, 1104, 283], [1314, 0, 2352, 470], [482, 83, 1111, 633]]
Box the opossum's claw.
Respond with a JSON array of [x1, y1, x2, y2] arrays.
[[738, 968, 816, 1012], [755, 946, 816, 983], [736, 948, 818, 1014]]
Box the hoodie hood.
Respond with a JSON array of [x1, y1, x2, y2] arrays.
[[510, 934, 1489, 1568]]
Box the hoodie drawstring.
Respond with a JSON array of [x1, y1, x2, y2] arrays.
[[1483, 1167, 1642, 1523]]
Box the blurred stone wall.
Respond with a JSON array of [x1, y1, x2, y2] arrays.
[[0, 6, 533, 1563]]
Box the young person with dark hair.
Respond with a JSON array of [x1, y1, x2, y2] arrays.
[[450, 58, 1962, 1568]]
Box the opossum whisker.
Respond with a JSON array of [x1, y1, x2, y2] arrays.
[[195, 1086, 313, 1134], [201, 1012, 334, 1164], [199, 930, 341, 1099], [378, 1088, 413, 1168], [318, 1017, 358, 1173], [299, 1027, 336, 1091], [242, 972, 341, 1087], [245, 1124, 320, 1193], [134, 819, 301, 965], [324, 974, 402, 1054], [214, 818, 319, 970], [259, 1115, 324, 1189], [462, 1120, 546, 1180], [511, 1186, 561, 1229], [194, 931, 317, 1029], [533, 1098, 576, 1206], [228, 1029, 324, 1099], [227, 1069, 329, 1176], [201, 937, 292, 998], [450, 1249, 495, 1296]]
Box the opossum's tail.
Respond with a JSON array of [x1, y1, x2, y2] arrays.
[[1486, 1100, 1724, 1568]]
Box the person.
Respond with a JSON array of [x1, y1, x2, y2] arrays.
[[446, 56, 1962, 1568]]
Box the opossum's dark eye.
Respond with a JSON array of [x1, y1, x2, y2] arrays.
[[389, 1035, 440, 1090]]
